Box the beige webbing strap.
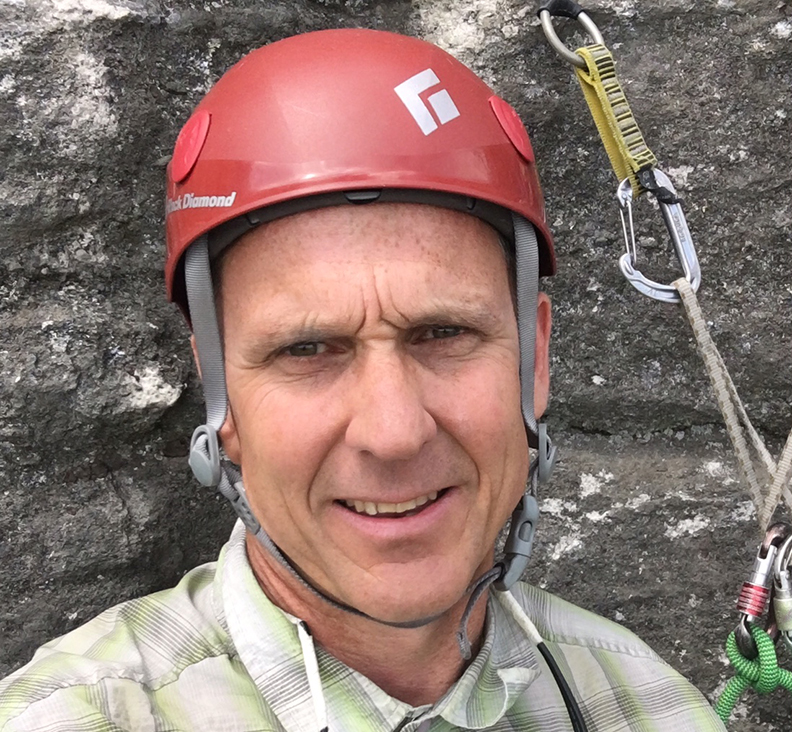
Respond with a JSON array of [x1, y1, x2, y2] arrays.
[[675, 278, 792, 527], [574, 44, 658, 197]]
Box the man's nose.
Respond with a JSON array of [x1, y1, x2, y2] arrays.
[[344, 350, 437, 461]]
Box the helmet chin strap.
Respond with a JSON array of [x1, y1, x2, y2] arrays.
[[459, 214, 557, 653], [492, 213, 557, 592], [184, 214, 556, 658]]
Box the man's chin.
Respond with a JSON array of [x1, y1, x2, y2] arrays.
[[345, 575, 478, 628], [327, 550, 499, 627]]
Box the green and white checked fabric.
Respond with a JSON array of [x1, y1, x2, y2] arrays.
[[0, 522, 726, 731]]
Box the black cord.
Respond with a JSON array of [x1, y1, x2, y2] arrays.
[[537, 642, 590, 732]]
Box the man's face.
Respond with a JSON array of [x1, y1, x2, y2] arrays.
[[217, 203, 549, 624]]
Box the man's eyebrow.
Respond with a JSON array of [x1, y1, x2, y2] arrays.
[[236, 302, 504, 351], [401, 302, 503, 330]]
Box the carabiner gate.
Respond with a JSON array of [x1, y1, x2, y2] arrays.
[[616, 169, 702, 304], [774, 533, 792, 652]]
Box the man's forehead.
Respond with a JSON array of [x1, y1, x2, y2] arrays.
[[224, 201, 504, 267], [215, 203, 513, 327]]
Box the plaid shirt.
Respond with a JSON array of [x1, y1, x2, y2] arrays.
[[0, 522, 725, 731]]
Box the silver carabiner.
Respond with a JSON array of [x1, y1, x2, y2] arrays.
[[538, 2, 604, 69], [616, 169, 702, 304], [734, 523, 791, 658], [774, 534, 792, 652]]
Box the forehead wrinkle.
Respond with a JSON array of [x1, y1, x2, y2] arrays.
[[370, 259, 508, 334], [374, 277, 497, 333], [227, 283, 371, 361], [219, 203, 513, 345], [276, 290, 369, 334]]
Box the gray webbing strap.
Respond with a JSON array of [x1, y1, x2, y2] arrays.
[[491, 215, 557, 593], [513, 214, 556, 483], [514, 213, 540, 442], [185, 236, 228, 431], [184, 237, 242, 499], [252, 516, 445, 629], [456, 565, 502, 658], [184, 237, 269, 548]]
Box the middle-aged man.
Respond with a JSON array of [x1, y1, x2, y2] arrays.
[[0, 29, 726, 732]]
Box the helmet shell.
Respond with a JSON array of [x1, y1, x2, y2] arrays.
[[165, 28, 555, 311]]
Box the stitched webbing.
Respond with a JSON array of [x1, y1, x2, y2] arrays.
[[514, 213, 539, 440], [184, 236, 227, 430], [574, 44, 658, 198], [674, 278, 792, 527]]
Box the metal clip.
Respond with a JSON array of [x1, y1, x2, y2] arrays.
[[734, 523, 791, 658], [616, 169, 702, 303], [538, 0, 604, 69], [774, 534, 792, 652]]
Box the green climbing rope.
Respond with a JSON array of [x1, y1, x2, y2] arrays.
[[715, 622, 792, 723]]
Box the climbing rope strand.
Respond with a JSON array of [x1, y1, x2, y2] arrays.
[[674, 278, 792, 526], [676, 278, 775, 471], [767, 434, 792, 523], [693, 302, 792, 516], [715, 624, 792, 723], [705, 327, 776, 477], [675, 278, 768, 512], [709, 343, 776, 473]]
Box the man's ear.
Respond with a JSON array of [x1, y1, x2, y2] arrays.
[[189, 334, 242, 465], [533, 292, 551, 419]]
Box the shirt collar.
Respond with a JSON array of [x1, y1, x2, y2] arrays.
[[429, 590, 540, 729], [218, 521, 540, 732]]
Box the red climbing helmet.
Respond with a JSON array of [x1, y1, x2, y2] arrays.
[[164, 28, 555, 315]]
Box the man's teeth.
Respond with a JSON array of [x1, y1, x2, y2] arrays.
[[344, 491, 439, 516]]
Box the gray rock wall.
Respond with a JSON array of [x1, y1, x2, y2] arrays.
[[1, 0, 789, 728]]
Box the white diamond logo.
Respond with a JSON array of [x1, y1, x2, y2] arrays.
[[394, 69, 460, 135]]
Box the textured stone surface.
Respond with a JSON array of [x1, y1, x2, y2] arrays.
[[525, 430, 787, 730], [0, 0, 790, 728]]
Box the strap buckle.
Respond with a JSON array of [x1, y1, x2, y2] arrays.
[[189, 424, 222, 487], [494, 488, 540, 591], [494, 424, 556, 591], [617, 168, 702, 303]]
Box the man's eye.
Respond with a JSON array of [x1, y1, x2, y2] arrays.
[[423, 326, 465, 340], [285, 342, 327, 357]]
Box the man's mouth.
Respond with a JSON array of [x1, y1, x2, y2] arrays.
[[338, 489, 449, 518]]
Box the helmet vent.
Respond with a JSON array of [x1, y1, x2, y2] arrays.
[[488, 96, 534, 164], [344, 190, 382, 204], [171, 110, 211, 183]]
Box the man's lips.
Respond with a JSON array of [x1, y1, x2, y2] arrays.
[[334, 488, 452, 519], [330, 487, 459, 542]]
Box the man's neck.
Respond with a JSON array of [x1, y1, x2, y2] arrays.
[[244, 533, 488, 707]]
